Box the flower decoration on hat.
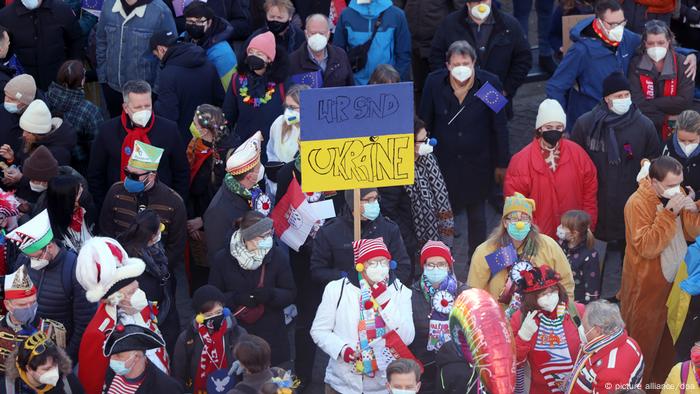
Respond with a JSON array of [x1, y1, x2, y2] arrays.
[[516, 264, 561, 293]]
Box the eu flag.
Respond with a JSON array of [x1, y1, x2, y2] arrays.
[[290, 70, 323, 89], [485, 244, 518, 276], [475, 81, 508, 113]]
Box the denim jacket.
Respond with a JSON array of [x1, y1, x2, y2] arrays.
[[95, 0, 176, 92]]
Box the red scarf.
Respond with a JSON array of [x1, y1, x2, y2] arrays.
[[194, 320, 228, 394], [186, 138, 215, 185], [69, 207, 84, 232], [639, 52, 678, 141], [120, 112, 154, 181], [592, 19, 620, 47]]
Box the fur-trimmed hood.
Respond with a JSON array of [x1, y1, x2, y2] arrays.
[[4, 344, 72, 380]]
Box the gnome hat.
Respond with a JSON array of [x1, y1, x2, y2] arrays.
[[226, 131, 262, 175], [6, 210, 53, 254]]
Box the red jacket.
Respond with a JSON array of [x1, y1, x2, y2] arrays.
[[566, 329, 645, 394], [511, 303, 586, 393], [504, 139, 598, 238]]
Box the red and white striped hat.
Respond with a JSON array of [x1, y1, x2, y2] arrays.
[[353, 237, 391, 264], [420, 240, 453, 267]]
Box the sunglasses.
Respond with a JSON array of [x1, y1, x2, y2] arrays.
[[123, 168, 151, 181]]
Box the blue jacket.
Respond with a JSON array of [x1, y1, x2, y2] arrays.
[[333, 0, 411, 85], [181, 16, 238, 90], [95, 0, 176, 92], [545, 17, 640, 125]]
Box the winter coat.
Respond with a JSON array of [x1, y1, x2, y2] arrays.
[[428, 7, 531, 98], [86, 115, 189, 206], [17, 120, 78, 167], [287, 43, 355, 88], [419, 69, 509, 206], [209, 243, 296, 366], [379, 186, 418, 267], [566, 329, 644, 394], [510, 303, 586, 393], [467, 234, 576, 303], [95, 0, 176, 92], [394, 0, 461, 58], [172, 316, 247, 391], [310, 277, 414, 394], [2, 346, 83, 394], [188, 133, 237, 219], [0, 0, 83, 90], [434, 341, 478, 394], [201, 0, 251, 41], [333, 0, 411, 85], [227, 369, 273, 394], [559, 239, 601, 303], [0, 108, 21, 162], [247, 24, 306, 55], [546, 17, 641, 125], [202, 183, 251, 265], [266, 115, 298, 164], [547, 2, 594, 56], [663, 136, 700, 193], [663, 361, 700, 394], [45, 82, 103, 171], [310, 211, 412, 287], [13, 248, 96, 363], [103, 360, 183, 394], [504, 138, 598, 239], [570, 103, 661, 241], [99, 181, 187, 274], [155, 43, 225, 146], [629, 50, 695, 136], [181, 16, 238, 90], [618, 178, 700, 384], [0, 63, 16, 93]]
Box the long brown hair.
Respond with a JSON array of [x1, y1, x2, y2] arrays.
[[486, 219, 541, 261], [560, 210, 595, 249], [281, 84, 309, 142]]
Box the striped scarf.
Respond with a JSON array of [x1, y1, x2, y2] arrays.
[[565, 328, 624, 394], [356, 274, 387, 376], [535, 304, 574, 392]]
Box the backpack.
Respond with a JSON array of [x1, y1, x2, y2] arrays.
[[61, 253, 76, 303]]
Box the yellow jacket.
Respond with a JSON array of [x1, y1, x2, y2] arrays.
[[467, 233, 575, 303], [662, 362, 700, 393]]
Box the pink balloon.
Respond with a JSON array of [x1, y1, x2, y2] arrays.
[[449, 288, 516, 394]]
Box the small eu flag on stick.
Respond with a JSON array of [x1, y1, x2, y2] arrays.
[[485, 244, 518, 276], [475, 81, 508, 113], [290, 70, 323, 89]]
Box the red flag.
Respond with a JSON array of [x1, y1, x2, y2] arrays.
[[270, 177, 317, 251]]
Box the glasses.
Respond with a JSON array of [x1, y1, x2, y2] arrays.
[[504, 217, 530, 225], [124, 168, 150, 181], [603, 19, 627, 28], [361, 196, 380, 204], [365, 260, 389, 269], [185, 18, 208, 26], [425, 261, 449, 269]]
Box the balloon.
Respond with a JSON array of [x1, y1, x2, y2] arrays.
[[449, 288, 516, 394]]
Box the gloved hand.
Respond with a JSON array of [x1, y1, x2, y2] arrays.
[[342, 346, 356, 363], [236, 292, 256, 308], [252, 287, 272, 304], [230, 360, 245, 375], [518, 310, 539, 341]]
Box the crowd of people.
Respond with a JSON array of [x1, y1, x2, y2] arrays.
[[0, 0, 699, 392]]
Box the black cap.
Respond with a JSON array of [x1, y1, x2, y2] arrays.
[[344, 188, 378, 209], [602, 71, 631, 97], [184, 0, 214, 20], [192, 285, 226, 313], [103, 324, 165, 356], [149, 31, 177, 51]]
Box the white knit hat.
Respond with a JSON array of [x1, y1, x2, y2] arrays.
[[19, 100, 52, 135], [76, 237, 146, 303], [535, 99, 567, 129]]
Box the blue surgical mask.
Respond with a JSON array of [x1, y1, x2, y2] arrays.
[[124, 177, 145, 193], [4, 102, 19, 113], [109, 358, 132, 376], [424, 267, 449, 284], [257, 236, 273, 250], [11, 302, 37, 325], [362, 201, 380, 221], [507, 221, 531, 241]]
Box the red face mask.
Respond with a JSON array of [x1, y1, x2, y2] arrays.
[[691, 346, 700, 366]]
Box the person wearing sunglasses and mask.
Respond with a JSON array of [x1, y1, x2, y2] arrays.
[[662, 110, 700, 194], [209, 211, 295, 367], [99, 141, 186, 287], [505, 98, 598, 240], [247, 0, 305, 55], [509, 265, 586, 394], [0, 266, 68, 376], [619, 156, 700, 387], [102, 323, 182, 394], [172, 285, 246, 393], [6, 210, 95, 366], [75, 237, 170, 394], [3, 332, 82, 394]]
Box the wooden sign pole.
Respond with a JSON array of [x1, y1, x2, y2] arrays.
[[353, 189, 361, 242]]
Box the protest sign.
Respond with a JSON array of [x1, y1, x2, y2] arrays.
[[299, 82, 415, 193]]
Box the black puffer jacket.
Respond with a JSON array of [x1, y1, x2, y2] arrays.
[[13, 247, 96, 363], [663, 138, 700, 194], [17, 120, 78, 167]]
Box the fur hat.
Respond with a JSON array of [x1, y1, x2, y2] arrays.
[[75, 237, 146, 303]]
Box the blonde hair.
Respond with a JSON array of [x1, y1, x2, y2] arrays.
[[486, 218, 541, 261], [561, 210, 595, 249], [263, 0, 294, 15], [281, 84, 309, 142]]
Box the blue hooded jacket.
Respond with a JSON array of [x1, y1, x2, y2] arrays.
[[333, 0, 411, 85]]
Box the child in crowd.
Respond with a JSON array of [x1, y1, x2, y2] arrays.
[[557, 210, 600, 303]]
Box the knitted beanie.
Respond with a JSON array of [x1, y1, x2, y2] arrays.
[[4, 74, 36, 106], [248, 31, 276, 61], [22, 146, 58, 182], [19, 100, 52, 134]]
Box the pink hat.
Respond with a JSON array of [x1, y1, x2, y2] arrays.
[[420, 240, 453, 267], [248, 31, 276, 62]]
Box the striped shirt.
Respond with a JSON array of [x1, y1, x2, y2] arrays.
[[107, 374, 143, 394]]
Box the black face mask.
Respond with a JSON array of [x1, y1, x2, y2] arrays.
[[205, 315, 225, 331], [186, 23, 206, 39], [245, 55, 267, 71], [266, 19, 289, 35], [540, 130, 563, 146]]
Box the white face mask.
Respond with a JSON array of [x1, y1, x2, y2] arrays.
[[391, 389, 417, 394], [130, 110, 152, 127], [30, 248, 50, 270], [128, 289, 149, 311], [450, 65, 472, 83], [284, 108, 300, 126], [366, 264, 389, 283], [556, 225, 570, 241], [646, 46, 668, 62], [29, 181, 47, 193], [610, 97, 632, 115], [537, 291, 559, 312], [307, 33, 328, 52], [256, 165, 265, 184], [662, 185, 682, 199], [603, 21, 625, 42], [38, 367, 60, 386], [470, 3, 491, 20], [417, 142, 433, 156], [21, 0, 39, 9], [683, 142, 699, 157]]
